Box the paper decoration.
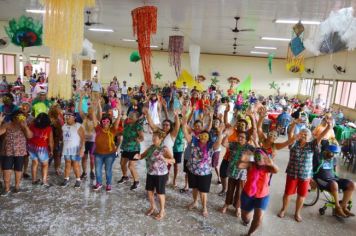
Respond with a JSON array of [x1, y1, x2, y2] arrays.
[[268, 53, 275, 73], [154, 72, 162, 80], [130, 51, 141, 62], [211, 77, 219, 85], [175, 69, 204, 91], [132, 6, 157, 87], [269, 81, 279, 90], [286, 22, 305, 73], [5, 15, 42, 51], [189, 45, 200, 78], [82, 38, 95, 59], [305, 7, 356, 55], [41, 0, 95, 99], [235, 75, 252, 95], [168, 35, 184, 77]]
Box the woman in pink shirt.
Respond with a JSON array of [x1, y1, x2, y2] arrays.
[[238, 148, 279, 236]]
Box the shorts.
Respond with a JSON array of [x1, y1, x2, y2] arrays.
[[212, 151, 220, 168], [29, 150, 49, 163], [173, 152, 183, 164], [284, 175, 310, 197], [241, 191, 270, 212], [183, 159, 189, 173], [146, 174, 168, 194], [220, 159, 229, 178], [234, 104, 243, 111], [316, 178, 353, 192], [63, 155, 81, 162], [2, 156, 24, 171], [121, 151, 140, 161], [84, 142, 95, 155], [188, 171, 212, 193]]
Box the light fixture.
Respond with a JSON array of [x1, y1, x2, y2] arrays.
[[121, 38, 136, 42], [150, 45, 158, 48], [88, 28, 114, 32], [250, 51, 268, 55], [275, 19, 321, 25], [254, 46, 277, 50], [26, 9, 45, 14], [261, 37, 290, 41]]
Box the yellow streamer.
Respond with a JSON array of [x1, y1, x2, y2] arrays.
[[41, 0, 95, 99]]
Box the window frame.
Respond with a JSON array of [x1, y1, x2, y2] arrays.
[[0, 53, 16, 75], [333, 79, 356, 109]]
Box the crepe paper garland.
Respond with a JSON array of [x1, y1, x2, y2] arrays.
[[41, 0, 95, 99], [189, 45, 200, 79], [132, 6, 157, 87], [268, 53, 275, 74], [168, 35, 184, 77], [154, 72, 163, 80], [130, 51, 141, 62], [5, 15, 43, 52]]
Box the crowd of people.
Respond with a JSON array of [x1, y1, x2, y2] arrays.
[[0, 74, 355, 235]]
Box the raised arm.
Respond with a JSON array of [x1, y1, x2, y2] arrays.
[[181, 116, 192, 143], [78, 92, 86, 120], [170, 111, 180, 139], [213, 123, 225, 150], [206, 110, 214, 132], [142, 106, 159, 131], [257, 106, 267, 141], [316, 119, 332, 144]]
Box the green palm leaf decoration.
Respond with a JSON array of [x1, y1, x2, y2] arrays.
[[4, 15, 43, 52]]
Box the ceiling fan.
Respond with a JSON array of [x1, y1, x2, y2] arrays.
[[333, 64, 346, 74], [85, 10, 101, 26], [231, 17, 255, 33]]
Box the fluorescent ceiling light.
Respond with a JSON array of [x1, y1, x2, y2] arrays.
[[254, 46, 277, 50], [150, 45, 158, 48], [250, 51, 268, 55], [88, 28, 114, 32], [261, 37, 290, 41], [275, 19, 321, 25], [26, 9, 45, 14], [121, 39, 136, 42]]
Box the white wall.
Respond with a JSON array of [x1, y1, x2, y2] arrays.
[[93, 42, 300, 96]]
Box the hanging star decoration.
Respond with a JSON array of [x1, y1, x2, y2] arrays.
[[211, 77, 219, 85], [269, 81, 279, 90], [154, 72, 162, 80]]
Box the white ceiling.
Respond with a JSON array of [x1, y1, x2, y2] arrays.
[[0, 0, 355, 58]]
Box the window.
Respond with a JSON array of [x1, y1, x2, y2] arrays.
[[334, 81, 356, 109], [300, 78, 313, 96], [0, 53, 16, 75]]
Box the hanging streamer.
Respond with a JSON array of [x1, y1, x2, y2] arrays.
[[286, 22, 305, 73], [189, 45, 200, 79], [132, 6, 157, 87], [268, 53, 275, 73], [168, 35, 184, 77], [41, 0, 95, 99]]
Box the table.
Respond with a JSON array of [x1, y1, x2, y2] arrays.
[[334, 125, 356, 142], [308, 113, 319, 122]]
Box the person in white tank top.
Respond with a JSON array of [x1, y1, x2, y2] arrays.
[[61, 112, 85, 188], [148, 94, 161, 126]]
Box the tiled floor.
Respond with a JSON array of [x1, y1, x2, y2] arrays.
[[0, 131, 355, 236]]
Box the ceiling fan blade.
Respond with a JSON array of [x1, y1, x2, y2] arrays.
[[239, 29, 255, 32]]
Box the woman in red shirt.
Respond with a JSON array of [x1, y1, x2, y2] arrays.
[[28, 113, 54, 186]]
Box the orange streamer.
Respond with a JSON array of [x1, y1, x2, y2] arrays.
[[131, 6, 157, 87]]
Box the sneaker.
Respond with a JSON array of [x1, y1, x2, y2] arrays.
[[80, 172, 87, 180], [93, 183, 103, 191], [74, 180, 81, 188], [1, 190, 10, 197], [117, 176, 129, 184], [61, 179, 70, 187], [130, 181, 139, 190], [106, 185, 112, 192], [90, 171, 95, 180]]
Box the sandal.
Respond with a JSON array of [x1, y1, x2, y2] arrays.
[[179, 188, 189, 193]]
